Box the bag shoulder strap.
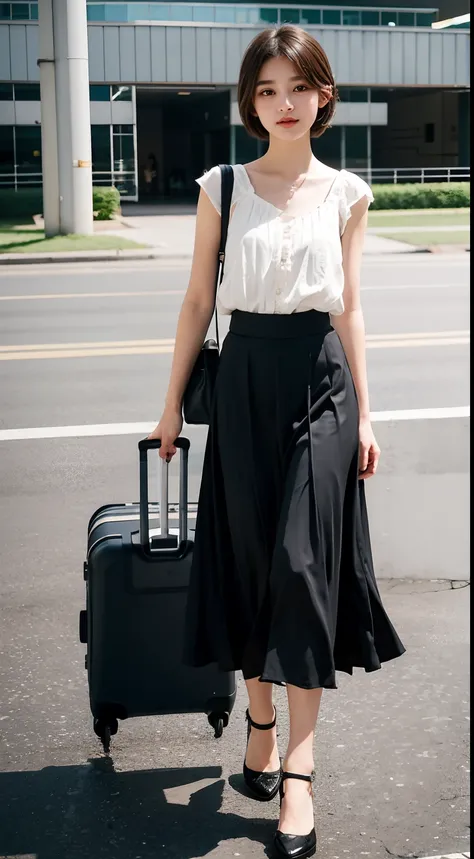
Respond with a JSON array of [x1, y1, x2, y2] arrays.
[[212, 165, 234, 349], [218, 164, 234, 262]]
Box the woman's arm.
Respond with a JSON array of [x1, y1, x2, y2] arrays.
[[330, 196, 380, 478], [148, 186, 221, 458]]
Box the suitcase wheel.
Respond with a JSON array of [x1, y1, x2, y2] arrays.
[[207, 711, 229, 739], [94, 716, 118, 754]]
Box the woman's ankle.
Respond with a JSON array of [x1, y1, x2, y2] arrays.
[[282, 754, 314, 775]]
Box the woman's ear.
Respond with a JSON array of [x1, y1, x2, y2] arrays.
[[318, 85, 333, 109]]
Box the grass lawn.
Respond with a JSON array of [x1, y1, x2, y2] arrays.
[[0, 226, 147, 254], [377, 230, 470, 246], [368, 208, 470, 228]]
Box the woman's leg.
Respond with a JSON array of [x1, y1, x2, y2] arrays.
[[244, 677, 281, 772], [279, 685, 323, 835]]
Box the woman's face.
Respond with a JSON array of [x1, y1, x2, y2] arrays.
[[252, 55, 329, 141]]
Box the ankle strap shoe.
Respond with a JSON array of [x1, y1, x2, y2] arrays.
[[243, 706, 283, 802], [274, 771, 317, 858]]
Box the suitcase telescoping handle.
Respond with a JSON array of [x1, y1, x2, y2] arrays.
[[138, 437, 190, 553]]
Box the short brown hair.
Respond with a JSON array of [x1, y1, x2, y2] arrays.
[[238, 25, 338, 140]]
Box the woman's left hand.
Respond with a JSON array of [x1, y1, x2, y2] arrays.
[[358, 419, 381, 479]]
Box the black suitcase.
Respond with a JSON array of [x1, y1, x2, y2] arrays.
[[79, 437, 236, 753]]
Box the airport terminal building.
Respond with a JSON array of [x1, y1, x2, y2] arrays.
[[0, 0, 470, 201]]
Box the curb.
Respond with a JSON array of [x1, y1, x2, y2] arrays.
[[0, 246, 468, 266], [0, 249, 193, 265]]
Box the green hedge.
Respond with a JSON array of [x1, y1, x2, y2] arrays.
[[0, 186, 121, 221], [92, 186, 121, 220], [371, 182, 470, 210]]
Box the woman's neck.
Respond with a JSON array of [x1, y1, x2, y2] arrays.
[[258, 135, 317, 180]]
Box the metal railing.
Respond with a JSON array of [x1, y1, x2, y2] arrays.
[[359, 167, 470, 184], [1, 167, 469, 198], [0, 170, 137, 198]]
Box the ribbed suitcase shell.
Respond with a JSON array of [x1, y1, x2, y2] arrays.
[[80, 443, 236, 747]]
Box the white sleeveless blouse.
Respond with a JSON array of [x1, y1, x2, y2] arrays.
[[196, 164, 373, 317]]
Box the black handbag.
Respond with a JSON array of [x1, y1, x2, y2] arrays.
[[182, 165, 234, 425]]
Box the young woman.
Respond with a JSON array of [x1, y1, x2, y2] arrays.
[[148, 25, 405, 859]]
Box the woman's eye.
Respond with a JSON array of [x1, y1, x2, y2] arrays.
[[295, 85, 308, 92], [260, 89, 273, 96]]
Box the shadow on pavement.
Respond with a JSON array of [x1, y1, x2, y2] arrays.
[[0, 757, 276, 859]]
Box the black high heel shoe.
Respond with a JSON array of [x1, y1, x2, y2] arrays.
[[273, 771, 317, 858], [243, 706, 283, 801]]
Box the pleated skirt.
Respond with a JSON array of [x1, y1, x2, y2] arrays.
[[183, 309, 405, 689]]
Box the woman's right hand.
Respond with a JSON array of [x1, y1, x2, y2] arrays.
[[147, 407, 183, 461]]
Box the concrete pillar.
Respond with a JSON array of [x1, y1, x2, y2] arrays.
[[37, 0, 60, 236], [52, 0, 93, 235]]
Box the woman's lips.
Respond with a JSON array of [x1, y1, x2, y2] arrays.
[[277, 119, 298, 127]]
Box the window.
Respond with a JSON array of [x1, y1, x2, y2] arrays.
[[113, 125, 136, 196], [300, 9, 320, 25], [311, 126, 342, 170], [0, 4, 12, 20], [193, 5, 214, 22], [105, 4, 128, 22], [345, 126, 368, 170], [113, 125, 134, 171], [169, 4, 191, 21], [322, 9, 341, 26], [30, 2, 38, 18], [129, 3, 150, 20], [342, 10, 361, 26], [339, 88, 368, 103], [234, 125, 259, 166], [0, 83, 13, 101], [15, 126, 42, 174], [425, 122, 435, 144], [149, 5, 170, 20], [91, 125, 111, 173], [215, 5, 236, 23], [0, 126, 14, 175], [381, 11, 397, 27], [11, 2, 29, 19], [14, 83, 41, 101], [87, 4, 105, 21], [280, 8, 300, 24], [398, 12, 415, 27], [112, 85, 132, 102], [361, 11, 380, 26], [90, 85, 111, 102], [370, 88, 391, 103], [416, 12, 435, 27], [256, 7, 278, 25]]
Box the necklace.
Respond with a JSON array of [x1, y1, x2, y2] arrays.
[[284, 168, 311, 209]]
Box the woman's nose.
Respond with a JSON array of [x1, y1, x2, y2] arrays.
[[278, 96, 294, 111]]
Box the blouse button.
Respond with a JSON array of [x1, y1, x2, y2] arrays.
[[276, 288, 282, 295]]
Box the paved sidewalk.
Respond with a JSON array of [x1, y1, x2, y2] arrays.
[[0, 213, 420, 264]]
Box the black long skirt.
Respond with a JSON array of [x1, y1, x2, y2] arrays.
[[183, 309, 405, 689]]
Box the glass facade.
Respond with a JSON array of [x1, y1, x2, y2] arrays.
[[0, 1, 439, 28], [0, 125, 42, 189], [83, 3, 438, 27]]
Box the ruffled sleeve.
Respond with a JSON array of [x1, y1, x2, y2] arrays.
[[195, 165, 223, 213], [339, 171, 374, 234]]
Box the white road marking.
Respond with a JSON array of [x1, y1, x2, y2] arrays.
[[370, 406, 470, 422], [418, 854, 470, 859], [0, 407, 469, 441], [0, 284, 468, 300], [0, 290, 185, 301]]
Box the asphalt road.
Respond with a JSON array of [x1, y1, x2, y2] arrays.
[[0, 255, 470, 859]]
